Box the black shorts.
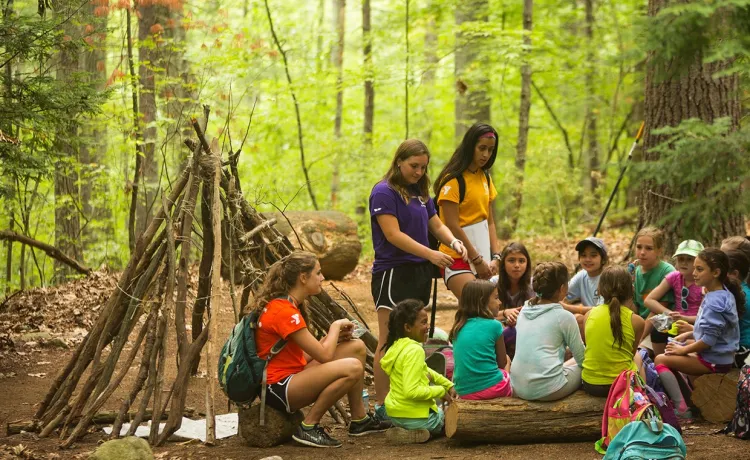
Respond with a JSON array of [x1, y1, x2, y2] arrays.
[[265, 374, 294, 413], [582, 380, 612, 398], [651, 328, 670, 344], [371, 262, 433, 310]]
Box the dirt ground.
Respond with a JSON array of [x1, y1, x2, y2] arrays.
[[1, 254, 750, 459]]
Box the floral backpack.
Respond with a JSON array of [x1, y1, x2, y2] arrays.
[[596, 370, 662, 454], [721, 364, 750, 440]]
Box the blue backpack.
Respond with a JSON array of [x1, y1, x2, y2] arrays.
[[218, 303, 287, 425], [603, 417, 687, 460]]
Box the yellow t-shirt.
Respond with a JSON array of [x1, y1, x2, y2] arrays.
[[582, 304, 637, 386], [436, 169, 497, 259]]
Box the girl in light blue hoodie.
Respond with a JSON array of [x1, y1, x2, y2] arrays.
[[510, 262, 586, 401]]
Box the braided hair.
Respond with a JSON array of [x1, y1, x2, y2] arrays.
[[529, 262, 569, 305], [381, 299, 426, 352]]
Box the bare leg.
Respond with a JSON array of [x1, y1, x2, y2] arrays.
[[575, 314, 586, 343], [504, 355, 512, 372], [652, 341, 666, 357], [446, 272, 476, 303], [374, 308, 391, 406], [654, 354, 712, 377], [286, 357, 363, 425]]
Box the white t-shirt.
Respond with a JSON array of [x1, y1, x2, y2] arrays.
[[566, 270, 602, 306]]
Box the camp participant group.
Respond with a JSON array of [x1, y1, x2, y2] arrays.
[[250, 122, 750, 449]]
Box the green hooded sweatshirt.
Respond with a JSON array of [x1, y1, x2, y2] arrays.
[[380, 337, 453, 419]]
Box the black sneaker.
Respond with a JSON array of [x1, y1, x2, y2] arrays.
[[348, 414, 391, 436], [292, 423, 342, 448]]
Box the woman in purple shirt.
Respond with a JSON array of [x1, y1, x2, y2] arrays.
[[369, 139, 467, 418]]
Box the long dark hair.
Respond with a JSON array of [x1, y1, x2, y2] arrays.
[[432, 122, 499, 195], [529, 262, 569, 305], [723, 236, 750, 283], [383, 139, 431, 204], [726, 249, 749, 319], [698, 248, 746, 318], [381, 299, 426, 352], [497, 242, 533, 308], [597, 265, 633, 348], [450, 280, 495, 341]]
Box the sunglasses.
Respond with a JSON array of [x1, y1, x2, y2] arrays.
[[680, 285, 689, 312]]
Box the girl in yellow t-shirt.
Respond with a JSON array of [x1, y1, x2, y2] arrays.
[[581, 265, 646, 397], [433, 122, 502, 300]]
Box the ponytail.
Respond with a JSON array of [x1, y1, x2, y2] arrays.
[[598, 265, 633, 350], [608, 296, 625, 348], [726, 278, 746, 319], [381, 299, 425, 352]]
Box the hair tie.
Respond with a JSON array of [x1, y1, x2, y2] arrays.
[[535, 292, 543, 298], [480, 132, 496, 139]]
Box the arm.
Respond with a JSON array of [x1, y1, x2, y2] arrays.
[[495, 336, 508, 369], [376, 214, 451, 268], [562, 312, 586, 365], [487, 205, 501, 274], [427, 215, 467, 261], [581, 309, 593, 344], [288, 319, 350, 364], [631, 313, 646, 355], [666, 339, 710, 356], [441, 201, 492, 278], [401, 348, 448, 401], [644, 279, 673, 315]]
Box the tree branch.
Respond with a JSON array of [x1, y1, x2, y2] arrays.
[[0, 230, 91, 275], [530, 78, 575, 168]]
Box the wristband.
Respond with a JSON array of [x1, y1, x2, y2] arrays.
[[492, 253, 501, 261], [449, 238, 460, 250], [471, 254, 483, 263]]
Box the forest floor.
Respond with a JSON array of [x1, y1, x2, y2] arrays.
[[1, 228, 749, 459]]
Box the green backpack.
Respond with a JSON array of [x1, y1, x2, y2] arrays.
[[218, 302, 287, 425]]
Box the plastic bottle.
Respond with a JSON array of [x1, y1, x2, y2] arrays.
[[362, 389, 369, 410]]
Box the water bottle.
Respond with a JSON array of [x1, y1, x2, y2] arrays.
[[362, 389, 370, 410]]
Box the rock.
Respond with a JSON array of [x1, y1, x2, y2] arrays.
[[239, 404, 304, 448], [44, 337, 69, 349], [260, 457, 284, 460], [88, 437, 154, 460], [18, 331, 52, 343]]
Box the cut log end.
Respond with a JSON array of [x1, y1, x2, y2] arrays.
[[238, 405, 304, 447], [691, 369, 741, 423], [446, 391, 605, 444]]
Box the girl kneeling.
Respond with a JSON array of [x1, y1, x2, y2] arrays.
[[255, 252, 388, 448], [381, 300, 456, 443], [451, 280, 512, 399], [511, 262, 586, 401], [582, 265, 645, 397]]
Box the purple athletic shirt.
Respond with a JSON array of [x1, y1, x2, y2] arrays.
[[370, 180, 436, 273]]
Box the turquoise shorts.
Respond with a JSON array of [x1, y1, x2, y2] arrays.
[[389, 407, 444, 435]]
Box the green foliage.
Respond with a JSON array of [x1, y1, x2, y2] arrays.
[[632, 118, 750, 241]]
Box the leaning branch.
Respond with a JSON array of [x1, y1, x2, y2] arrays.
[[530, 78, 575, 168], [0, 230, 91, 275], [263, 0, 319, 210]]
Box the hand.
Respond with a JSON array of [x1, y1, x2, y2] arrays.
[[333, 319, 353, 335], [428, 250, 454, 270], [475, 258, 492, 279], [505, 308, 520, 327], [442, 387, 457, 404], [668, 311, 683, 322], [676, 321, 693, 335], [451, 240, 469, 262], [665, 342, 688, 356], [490, 259, 500, 276]]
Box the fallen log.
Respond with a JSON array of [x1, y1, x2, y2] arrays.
[[6, 408, 195, 435], [691, 369, 740, 423], [445, 391, 605, 443], [269, 211, 361, 280]]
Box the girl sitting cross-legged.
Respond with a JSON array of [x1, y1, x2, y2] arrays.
[[451, 279, 512, 400], [380, 299, 456, 444], [510, 262, 586, 401]]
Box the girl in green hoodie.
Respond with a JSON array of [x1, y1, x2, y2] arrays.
[[380, 299, 456, 444]]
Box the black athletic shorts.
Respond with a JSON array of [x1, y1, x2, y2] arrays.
[[651, 328, 670, 344], [265, 374, 294, 413], [371, 262, 433, 310]]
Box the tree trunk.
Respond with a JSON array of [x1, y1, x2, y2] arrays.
[[136, 3, 165, 239], [511, 0, 533, 234], [269, 211, 361, 280], [691, 369, 740, 423], [3, 0, 13, 292], [639, 0, 743, 253], [330, 0, 345, 209], [584, 0, 600, 197], [362, 0, 373, 147], [454, 1, 491, 140], [445, 391, 605, 443], [420, 1, 440, 145], [54, 0, 84, 282]]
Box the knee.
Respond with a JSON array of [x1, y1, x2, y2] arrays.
[[349, 338, 366, 357], [342, 357, 364, 380], [654, 354, 666, 366]]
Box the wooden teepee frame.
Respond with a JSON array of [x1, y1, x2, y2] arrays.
[[33, 108, 377, 447]]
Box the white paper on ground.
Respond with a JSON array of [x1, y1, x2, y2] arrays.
[[102, 413, 238, 443]]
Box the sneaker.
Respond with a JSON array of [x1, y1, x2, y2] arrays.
[[385, 426, 431, 444], [292, 423, 342, 448], [675, 409, 694, 423], [348, 414, 391, 436]]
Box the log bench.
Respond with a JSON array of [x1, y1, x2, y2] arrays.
[[691, 369, 741, 423], [445, 391, 606, 443], [238, 404, 304, 447]]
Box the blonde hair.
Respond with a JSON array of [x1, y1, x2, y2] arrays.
[[636, 226, 666, 251], [383, 139, 431, 203], [251, 251, 317, 314], [450, 280, 496, 341], [529, 262, 569, 305]]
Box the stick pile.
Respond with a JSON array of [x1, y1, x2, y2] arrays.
[[33, 107, 376, 447]]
